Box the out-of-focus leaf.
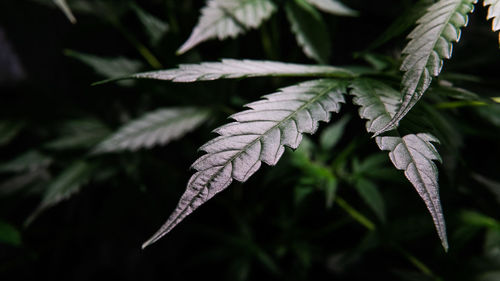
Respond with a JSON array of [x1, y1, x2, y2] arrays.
[[0, 28, 25, 84], [305, 0, 358, 16], [93, 107, 211, 153], [484, 0, 500, 46], [0, 121, 25, 146], [142, 79, 347, 248], [353, 178, 386, 222], [177, 0, 276, 54], [350, 78, 447, 250], [377, 0, 477, 135], [478, 272, 500, 281], [65, 50, 143, 86], [44, 119, 110, 150], [472, 173, 500, 204], [320, 115, 350, 151], [0, 169, 50, 196], [285, 0, 331, 63], [53, 0, 76, 23], [460, 210, 500, 229], [0, 150, 52, 173], [0, 220, 22, 246], [476, 104, 500, 127], [26, 161, 96, 225], [367, 0, 433, 50], [131, 3, 169, 46], [97, 59, 355, 84]]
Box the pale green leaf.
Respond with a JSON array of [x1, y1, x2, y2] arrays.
[[350, 78, 448, 250], [0, 220, 22, 246], [26, 161, 95, 225], [377, 0, 477, 135], [305, 0, 358, 16], [142, 79, 347, 248], [285, 0, 331, 63], [177, 0, 276, 54], [484, 0, 500, 46], [97, 59, 354, 84], [131, 3, 169, 46], [53, 0, 76, 23], [93, 107, 211, 153]]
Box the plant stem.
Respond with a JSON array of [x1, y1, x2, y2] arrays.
[[335, 196, 375, 231]]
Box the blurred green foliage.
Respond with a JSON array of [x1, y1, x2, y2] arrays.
[[0, 0, 500, 280]]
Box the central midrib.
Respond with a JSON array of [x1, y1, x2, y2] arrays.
[[165, 80, 341, 233]]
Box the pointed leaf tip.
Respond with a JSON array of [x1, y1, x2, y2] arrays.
[[387, 0, 477, 131], [145, 79, 348, 245]]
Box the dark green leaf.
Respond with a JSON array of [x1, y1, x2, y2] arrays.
[[0, 220, 22, 246], [285, 0, 331, 63]]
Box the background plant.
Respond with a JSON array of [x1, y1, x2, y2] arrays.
[[1, 0, 500, 280]]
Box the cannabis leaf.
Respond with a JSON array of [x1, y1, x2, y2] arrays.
[[96, 59, 354, 84], [54, 0, 76, 24], [131, 2, 169, 46], [350, 78, 448, 250], [93, 107, 211, 153], [177, 0, 276, 54], [305, 0, 358, 16], [26, 161, 96, 225], [142, 79, 347, 248], [484, 0, 500, 45], [285, 0, 331, 63], [65, 50, 143, 86], [377, 0, 477, 135]]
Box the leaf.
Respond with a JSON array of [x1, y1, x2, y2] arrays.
[[65, 50, 143, 86], [484, 0, 500, 46], [93, 107, 211, 153], [353, 178, 386, 222], [26, 161, 95, 225], [142, 79, 347, 248], [0, 150, 52, 173], [367, 0, 433, 50], [350, 78, 448, 250], [0, 121, 24, 146], [53, 0, 76, 24], [319, 114, 350, 151], [177, 0, 276, 54], [285, 0, 331, 63], [0, 220, 22, 246], [131, 2, 169, 46], [377, 0, 477, 135], [305, 0, 358, 16], [96, 59, 354, 85], [44, 119, 110, 150]]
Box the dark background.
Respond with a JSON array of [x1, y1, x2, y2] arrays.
[[1, 0, 500, 280]]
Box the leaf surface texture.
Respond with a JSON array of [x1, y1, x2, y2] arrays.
[[350, 78, 448, 250], [484, 0, 500, 45], [285, 0, 331, 63], [122, 59, 354, 83], [142, 79, 347, 247], [177, 0, 276, 54], [377, 0, 477, 134], [94, 107, 210, 153]]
